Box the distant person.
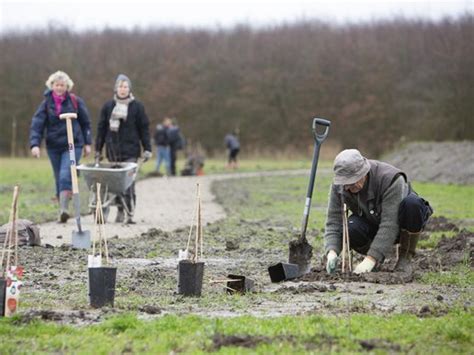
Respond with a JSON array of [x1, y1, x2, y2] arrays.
[[167, 119, 185, 176], [181, 143, 205, 176], [324, 149, 433, 275], [29, 70, 92, 223], [224, 129, 240, 169], [154, 117, 172, 176], [95, 74, 152, 224]]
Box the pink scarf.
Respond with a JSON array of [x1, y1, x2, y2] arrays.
[[52, 92, 66, 116]]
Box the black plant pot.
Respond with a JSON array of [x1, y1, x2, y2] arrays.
[[0, 278, 6, 317], [178, 260, 204, 297], [226, 274, 255, 295], [88, 267, 117, 308], [268, 262, 299, 282]]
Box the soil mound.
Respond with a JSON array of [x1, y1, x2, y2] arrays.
[[384, 141, 474, 184]]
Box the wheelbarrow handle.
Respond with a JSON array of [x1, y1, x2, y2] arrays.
[[312, 118, 331, 144]]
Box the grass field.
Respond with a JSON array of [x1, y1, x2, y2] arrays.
[[1, 311, 472, 354], [0, 156, 472, 353]]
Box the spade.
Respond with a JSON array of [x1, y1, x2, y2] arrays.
[[289, 118, 330, 276]]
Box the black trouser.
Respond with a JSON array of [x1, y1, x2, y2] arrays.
[[228, 148, 240, 163], [348, 192, 432, 255], [115, 158, 137, 216], [170, 147, 177, 176]]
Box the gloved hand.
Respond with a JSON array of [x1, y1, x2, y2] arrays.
[[143, 150, 152, 162], [353, 256, 376, 274], [326, 250, 338, 274]]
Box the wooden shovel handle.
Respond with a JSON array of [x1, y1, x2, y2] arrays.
[[64, 117, 79, 194]]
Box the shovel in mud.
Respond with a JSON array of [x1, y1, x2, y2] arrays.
[[60, 113, 91, 249], [289, 118, 331, 276]]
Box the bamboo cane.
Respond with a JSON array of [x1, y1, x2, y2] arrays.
[[341, 202, 346, 273], [186, 185, 200, 253], [5, 186, 19, 272], [343, 204, 352, 272], [14, 187, 19, 266], [193, 184, 200, 263], [341, 202, 353, 273], [0, 201, 14, 276], [199, 192, 203, 260]]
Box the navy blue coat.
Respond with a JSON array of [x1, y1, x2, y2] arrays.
[[29, 91, 92, 150]]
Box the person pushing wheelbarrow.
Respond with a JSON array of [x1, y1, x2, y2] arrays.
[[94, 74, 152, 224]]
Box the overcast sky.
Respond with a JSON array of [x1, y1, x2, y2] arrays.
[[0, 0, 472, 33]]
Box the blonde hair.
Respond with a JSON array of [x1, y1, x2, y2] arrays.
[[45, 70, 74, 91]]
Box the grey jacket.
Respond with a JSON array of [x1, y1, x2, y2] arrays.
[[324, 160, 409, 262]]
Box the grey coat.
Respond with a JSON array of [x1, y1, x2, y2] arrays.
[[324, 160, 410, 262]]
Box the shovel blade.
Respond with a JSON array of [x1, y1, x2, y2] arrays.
[[289, 239, 313, 276], [72, 230, 91, 249]]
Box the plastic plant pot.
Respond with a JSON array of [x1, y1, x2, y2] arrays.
[[88, 267, 117, 308], [178, 260, 204, 297]]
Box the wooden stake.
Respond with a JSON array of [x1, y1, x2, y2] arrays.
[[341, 202, 352, 273], [7, 186, 20, 271], [193, 183, 201, 263]]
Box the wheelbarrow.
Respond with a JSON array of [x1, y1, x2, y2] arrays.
[[77, 162, 138, 223]]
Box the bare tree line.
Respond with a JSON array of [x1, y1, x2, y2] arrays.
[[0, 15, 472, 157]]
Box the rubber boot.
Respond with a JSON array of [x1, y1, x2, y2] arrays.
[[394, 230, 420, 273], [125, 213, 135, 224], [59, 190, 71, 223]]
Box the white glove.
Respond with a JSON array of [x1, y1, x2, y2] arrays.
[[326, 250, 338, 274], [354, 257, 376, 274], [143, 150, 152, 162], [31, 146, 40, 158]]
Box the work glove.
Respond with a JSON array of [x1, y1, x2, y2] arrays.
[[353, 256, 376, 274], [326, 250, 338, 274], [143, 150, 152, 162]]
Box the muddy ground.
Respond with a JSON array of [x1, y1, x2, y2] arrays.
[[15, 209, 473, 325]]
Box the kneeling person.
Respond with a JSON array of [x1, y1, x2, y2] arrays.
[[324, 149, 432, 274]]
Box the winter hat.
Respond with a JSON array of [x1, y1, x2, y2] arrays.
[[333, 149, 371, 185], [114, 74, 132, 92]]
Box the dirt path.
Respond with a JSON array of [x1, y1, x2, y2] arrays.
[[39, 170, 312, 246]]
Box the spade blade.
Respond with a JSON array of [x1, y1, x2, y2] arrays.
[[72, 229, 91, 249], [289, 238, 313, 276]]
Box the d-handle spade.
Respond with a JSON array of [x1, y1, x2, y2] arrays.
[[289, 118, 331, 276], [60, 113, 91, 249]]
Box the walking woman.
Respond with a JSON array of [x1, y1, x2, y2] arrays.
[[29, 70, 92, 222], [95, 74, 152, 223]]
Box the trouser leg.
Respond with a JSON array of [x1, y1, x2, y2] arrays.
[[47, 149, 61, 198], [347, 215, 378, 255], [170, 148, 177, 176]]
